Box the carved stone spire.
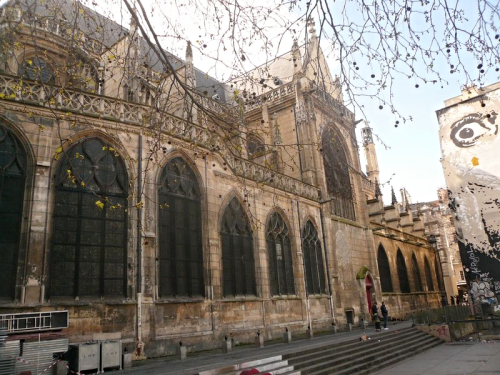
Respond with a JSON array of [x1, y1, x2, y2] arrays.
[[391, 186, 398, 206], [186, 40, 193, 62], [375, 178, 382, 198], [307, 17, 317, 39], [292, 39, 302, 74]]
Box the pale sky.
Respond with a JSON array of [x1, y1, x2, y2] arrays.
[[80, 0, 500, 204]]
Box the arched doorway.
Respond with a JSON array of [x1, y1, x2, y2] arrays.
[[365, 275, 374, 310]]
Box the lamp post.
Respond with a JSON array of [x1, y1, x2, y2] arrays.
[[429, 235, 448, 307]]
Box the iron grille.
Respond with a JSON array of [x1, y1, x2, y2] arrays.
[[50, 138, 128, 298], [0, 311, 68, 333], [321, 126, 355, 221], [0, 124, 26, 300], [302, 221, 326, 295], [397, 250, 411, 293], [221, 197, 256, 297], [158, 157, 204, 298], [424, 257, 435, 291], [377, 245, 393, 293], [266, 212, 295, 296], [412, 254, 423, 292]]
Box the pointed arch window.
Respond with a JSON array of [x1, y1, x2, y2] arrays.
[[302, 221, 326, 295], [20, 57, 55, 84], [266, 212, 294, 296], [50, 138, 128, 298], [158, 157, 204, 297], [435, 258, 444, 291], [321, 126, 355, 221], [0, 125, 27, 299], [377, 245, 393, 293], [221, 197, 256, 297], [396, 250, 411, 293], [424, 256, 435, 291], [411, 254, 423, 292], [247, 134, 265, 157]]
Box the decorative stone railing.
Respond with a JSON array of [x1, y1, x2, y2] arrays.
[[1, 9, 104, 54], [244, 82, 295, 112], [314, 87, 355, 121], [362, 177, 376, 195], [0, 73, 319, 201]]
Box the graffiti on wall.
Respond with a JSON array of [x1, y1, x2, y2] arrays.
[[438, 89, 500, 315]]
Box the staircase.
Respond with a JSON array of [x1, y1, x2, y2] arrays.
[[197, 327, 443, 375]]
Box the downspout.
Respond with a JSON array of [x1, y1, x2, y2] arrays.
[[136, 131, 143, 355], [319, 189, 335, 322], [296, 200, 311, 328]]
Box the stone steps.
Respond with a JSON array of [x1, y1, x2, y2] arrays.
[[195, 327, 443, 375]]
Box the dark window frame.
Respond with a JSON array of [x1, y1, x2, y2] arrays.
[[221, 197, 256, 298], [396, 250, 411, 293], [377, 245, 393, 293], [424, 256, 435, 291], [266, 212, 295, 296], [50, 138, 128, 298], [302, 220, 326, 295], [321, 126, 356, 221], [0, 124, 27, 300], [411, 254, 423, 292], [158, 157, 205, 298]]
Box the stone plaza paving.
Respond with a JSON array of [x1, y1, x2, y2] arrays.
[[374, 340, 500, 375]]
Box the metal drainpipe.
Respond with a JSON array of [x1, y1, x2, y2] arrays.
[[296, 200, 311, 328], [319, 190, 335, 322], [136, 131, 143, 353]]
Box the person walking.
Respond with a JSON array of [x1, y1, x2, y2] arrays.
[[371, 302, 381, 332], [381, 301, 389, 330]]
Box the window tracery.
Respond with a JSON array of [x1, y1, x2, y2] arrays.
[[221, 197, 256, 297], [50, 138, 128, 298], [0, 125, 27, 299], [266, 212, 294, 296], [158, 157, 204, 297]]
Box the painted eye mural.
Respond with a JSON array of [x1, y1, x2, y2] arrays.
[[450, 112, 498, 148]]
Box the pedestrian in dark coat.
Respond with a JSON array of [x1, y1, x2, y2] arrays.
[[371, 302, 381, 331], [381, 302, 389, 330]]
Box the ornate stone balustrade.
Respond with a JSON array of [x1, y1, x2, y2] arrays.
[[314, 87, 355, 121], [0, 73, 319, 201], [244, 83, 295, 112], [362, 177, 376, 195]]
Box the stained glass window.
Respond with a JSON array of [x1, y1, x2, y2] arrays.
[[20, 57, 55, 84], [0, 125, 27, 299], [221, 197, 256, 297], [424, 256, 435, 291], [377, 245, 393, 293], [158, 157, 204, 297], [412, 254, 423, 292], [50, 138, 128, 298], [302, 220, 326, 295], [397, 250, 411, 293], [321, 127, 355, 221], [266, 212, 294, 296]]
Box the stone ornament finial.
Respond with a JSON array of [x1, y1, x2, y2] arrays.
[[307, 17, 317, 37]]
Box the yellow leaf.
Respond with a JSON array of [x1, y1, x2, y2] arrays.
[[471, 157, 479, 166], [0, 93, 4, 99], [95, 200, 104, 209], [80, 181, 85, 187]]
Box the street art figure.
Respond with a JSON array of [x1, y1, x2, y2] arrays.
[[437, 88, 500, 315]]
